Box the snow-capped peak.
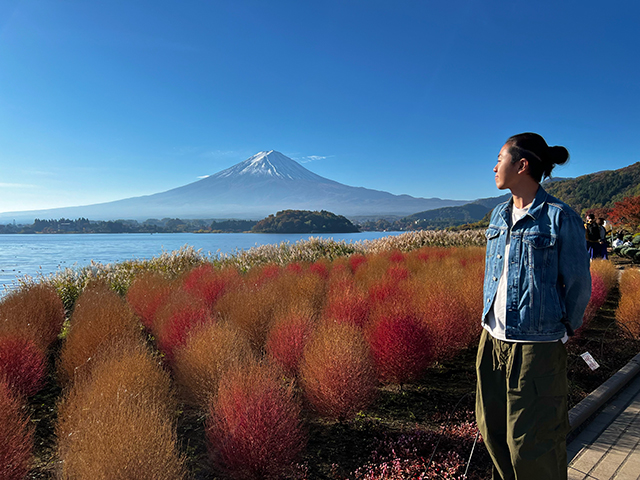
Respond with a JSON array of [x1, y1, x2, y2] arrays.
[[212, 150, 327, 182]]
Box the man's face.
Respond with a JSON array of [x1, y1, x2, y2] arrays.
[[493, 143, 521, 190]]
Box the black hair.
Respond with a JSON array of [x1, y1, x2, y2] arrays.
[[506, 132, 569, 183]]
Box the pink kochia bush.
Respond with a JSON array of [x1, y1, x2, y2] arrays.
[[300, 323, 377, 421], [206, 362, 306, 479], [0, 379, 34, 480], [0, 335, 47, 398]]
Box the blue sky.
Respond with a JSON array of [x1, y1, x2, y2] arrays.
[[1, 0, 638, 214]]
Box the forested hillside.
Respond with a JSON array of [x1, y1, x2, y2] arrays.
[[545, 162, 640, 214], [252, 210, 359, 233]]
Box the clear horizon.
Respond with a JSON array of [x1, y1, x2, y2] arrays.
[[1, 1, 638, 214]]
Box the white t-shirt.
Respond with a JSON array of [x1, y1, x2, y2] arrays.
[[484, 202, 568, 343]]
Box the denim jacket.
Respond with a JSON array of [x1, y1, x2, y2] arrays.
[[482, 186, 592, 341]]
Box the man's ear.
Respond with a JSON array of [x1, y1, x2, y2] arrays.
[[518, 158, 529, 174]]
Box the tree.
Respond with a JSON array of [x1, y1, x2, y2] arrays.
[[608, 195, 640, 232]]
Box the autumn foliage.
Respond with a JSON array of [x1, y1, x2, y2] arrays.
[[57, 342, 185, 480], [206, 362, 306, 479], [616, 268, 640, 338], [300, 323, 377, 420], [172, 321, 254, 408], [607, 195, 640, 231], [0, 283, 65, 351], [57, 281, 143, 386], [0, 335, 46, 398], [0, 379, 33, 480]]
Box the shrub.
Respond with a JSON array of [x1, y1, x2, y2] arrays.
[[300, 323, 377, 421], [0, 379, 33, 480], [0, 335, 46, 398], [206, 362, 306, 479], [57, 342, 184, 480], [266, 312, 315, 377], [215, 282, 281, 353], [324, 278, 370, 328], [126, 271, 174, 330], [589, 259, 618, 295], [172, 321, 254, 408], [348, 253, 367, 273], [57, 401, 185, 480], [366, 309, 433, 384], [0, 283, 65, 351], [420, 286, 478, 362], [582, 273, 608, 328], [153, 291, 213, 362], [616, 269, 640, 338], [181, 264, 240, 310], [57, 281, 142, 386]]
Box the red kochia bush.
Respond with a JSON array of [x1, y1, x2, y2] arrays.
[[0, 379, 33, 480], [300, 323, 377, 421], [126, 271, 174, 330], [366, 310, 433, 384], [348, 254, 367, 273], [266, 313, 315, 376], [206, 363, 306, 479], [0, 335, 46, 398], [182, 265, 240, 310], [422, 289, 475, 362], [154, 292, 213, 362], [324, 278, 370, 328], [582, 272, 607, 329]]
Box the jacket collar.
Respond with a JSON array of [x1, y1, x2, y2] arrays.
[[499, 185, 548, 225]]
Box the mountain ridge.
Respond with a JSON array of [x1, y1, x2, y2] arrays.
[[0, 151, 467, 223]]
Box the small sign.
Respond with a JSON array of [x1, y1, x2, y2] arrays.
[[580, 352, 600, 371]]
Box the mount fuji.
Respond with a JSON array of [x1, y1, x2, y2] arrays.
[[0, 151, 468, 222]]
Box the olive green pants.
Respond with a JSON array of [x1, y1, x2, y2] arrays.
[[475, 329, 570, 480]]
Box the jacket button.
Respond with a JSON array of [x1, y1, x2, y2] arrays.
[[492, 276, 498, 281]]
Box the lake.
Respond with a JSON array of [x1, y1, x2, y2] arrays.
[[0, 232, 402, 289]]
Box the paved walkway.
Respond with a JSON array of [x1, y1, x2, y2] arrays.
[[567, 371, 640, 479]]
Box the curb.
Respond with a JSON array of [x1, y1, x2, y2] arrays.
[[568, 351, 640, 432]]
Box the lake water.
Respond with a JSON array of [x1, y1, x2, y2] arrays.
[[0, 232, 402, 289]]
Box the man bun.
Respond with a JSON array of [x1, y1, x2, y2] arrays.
[[506, 133, 570, 183]]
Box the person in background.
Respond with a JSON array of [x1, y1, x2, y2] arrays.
[[597, 218, 609, 260], [585, 214, 601, 259], [612, 232, 625, 248], [477, 133, 592, 480]]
